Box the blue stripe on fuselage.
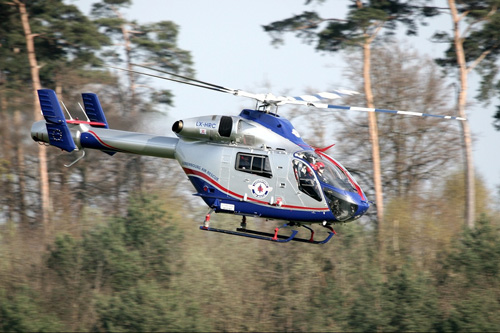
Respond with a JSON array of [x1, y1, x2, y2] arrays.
[[239, 109, 312, 150], [187, 173, 335, 223]]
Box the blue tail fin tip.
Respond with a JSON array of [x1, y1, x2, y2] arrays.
[[37, 89, 77, 152], [81, 93, 109, 128], [38, 89, 66, 124]]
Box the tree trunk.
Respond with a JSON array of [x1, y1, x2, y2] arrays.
[[16, 0, 51, 236], [0, 110, 14, 223], [111, 5, 136, 113], [55, 83, 72, 222], [14, 111, 28, 228], [448, 0, 475, 228], [363, 42, 385, 248]]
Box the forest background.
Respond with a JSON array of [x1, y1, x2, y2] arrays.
[[1, 0, 500, 332]]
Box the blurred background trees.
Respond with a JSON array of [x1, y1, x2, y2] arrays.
[[0, 0, 499, 332], [433, 0, 500, 229]]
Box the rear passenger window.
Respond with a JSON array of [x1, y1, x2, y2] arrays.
[[236, 153, 272, 178]]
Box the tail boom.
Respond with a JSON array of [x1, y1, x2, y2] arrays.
[[32, 120, 178, 159], [32, 89, 178, 159]]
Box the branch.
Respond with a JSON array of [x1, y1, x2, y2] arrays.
[[281, 17, 346, 32], [460, 5, 498, 70], [466, 48, 493, 74], [366, 20, 385, 44], [417, 5, 449, 10], [458, 9, 470, 22], [485, 5, 497, 19], [461, 5, 497, 40]]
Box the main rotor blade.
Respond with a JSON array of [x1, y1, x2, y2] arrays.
[[129, 64, 281, 103], [307, 102, 467, 121], [131, 64, 360, 104], [108, 65, 270, 102], [131, 63, 234, 93], [108, 64, 465, 121], [107, 66, 233, 95]]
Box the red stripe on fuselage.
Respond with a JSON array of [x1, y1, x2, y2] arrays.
[[88, 130, 118, 150], [183, 167, 330, 212], [317, 151, 365, 201], [87, 130, 132, 153]]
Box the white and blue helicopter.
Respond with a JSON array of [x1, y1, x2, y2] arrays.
[[31, 65, 465, 244]]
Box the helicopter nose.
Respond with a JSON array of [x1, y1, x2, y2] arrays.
[[357, 200, 370, 217], [172, 120, 183, 133]]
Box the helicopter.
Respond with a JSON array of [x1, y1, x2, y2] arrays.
[[30, 65, 466, 244]]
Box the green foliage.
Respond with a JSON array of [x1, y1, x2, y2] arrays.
[[382, 267, 439, 332], [346, 279, 384, 332], [1, 0, 109, 86], [495, 105, 500, 130], [442, 216, 500, 286], [445, 289, 500, 332], [2, 194, 500, 331], [95, 280, 176, 332], [47, 234, 84, 284], [434, 0, 500, 106], [151, 89, 174, 106], [82, 219, 145, 291], [43, 194, 184, 330], [436, 216, 500, 332], [90, 0, 193, 111], [48, 195, 181, 292], [0, 2, 31, 92], [132, 21, 193, 72], [0, 286, 63, 332], [263, 0, 429, 51], [96, 278, 209, 332], [0, 0, 112, 114], [121, 195, 182, 282]]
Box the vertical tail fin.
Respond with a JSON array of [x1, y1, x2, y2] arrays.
[[81, 93, 110, 128], [37, 89, 77, 152], [81, 93, 116, 156]]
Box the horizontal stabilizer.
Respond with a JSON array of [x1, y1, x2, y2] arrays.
[[81, 93, 109, 128], [37, 89, 77, 152]]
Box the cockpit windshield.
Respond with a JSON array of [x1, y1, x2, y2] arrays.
[[294, 151, 357, 193], [291, 150, 368, 221], [293, 150, 364, 221]]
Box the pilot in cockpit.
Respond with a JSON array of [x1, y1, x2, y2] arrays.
[[315, 162, 326, 182]]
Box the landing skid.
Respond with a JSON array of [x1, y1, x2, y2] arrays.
[[236, 227, 335, 244], [200, 226, 299, 243], [199, 223, 336, 244]]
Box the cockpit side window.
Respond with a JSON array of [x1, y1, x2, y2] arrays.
[[235, 153, 272, 178], [292, 159, 322, 201]]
